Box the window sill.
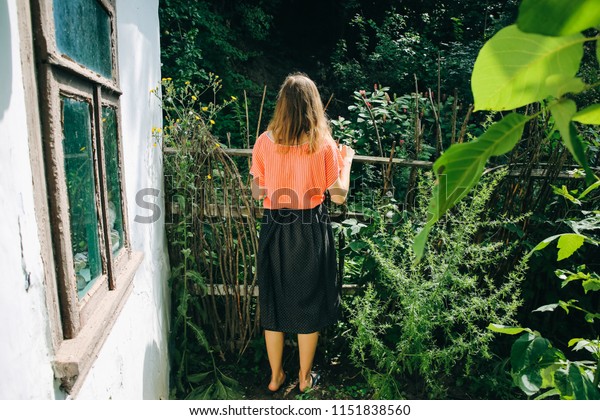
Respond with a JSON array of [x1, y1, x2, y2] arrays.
[[52, 251, 144, 396]]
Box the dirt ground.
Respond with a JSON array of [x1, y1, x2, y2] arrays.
[[236, 340, 372, 400]]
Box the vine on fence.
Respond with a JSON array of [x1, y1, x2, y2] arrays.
[[157, 76, 258, 398]]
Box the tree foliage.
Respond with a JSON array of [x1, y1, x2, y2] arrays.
[[415, 0, 600, 259]]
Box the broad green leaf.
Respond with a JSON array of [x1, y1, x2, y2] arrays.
[[556, 268, 600, 293], [350, 223, 367, 235], [584, 312, 600, 323], [551, 184, 581, 205], [413, 224, 432, 261], [528, 234, 563, 255], [219, 371, 239, 388], [518, 0, 600, 36], [552, 100, 596, 183], [557, 269, 590, 287], [349, 240, 368, 252], [472, 25, 584, 111], [579, 180, 600, 199], [568, 338, 586, 350], [529, 233, 590, 260], [511, 333, 564, 396], [514, 370, 543, 397], [413, 113, 528, 260], [544, 75, 586, 98], [214, 377, 242, 399], [511, 333, 548, 372], [555, 269, 569, 280], [568, 338, 600, 354], [565, 217, 600, 237], [539, 362, 561, 392], [214, 379, 227, 399], [535, 388, 561, 400], [533, 303, 559, 313], [552, 366, 573, 399], [556, 233, 585, 261], [432, 113, 528, 213], [582, 277, 600, 293], [573, 104, 600, 125], [185, 383, 214, 400], [487, 323, 533, 335], [558, 300, 574, 314], [187, 372, 211, 383], [565, 363, 600, 399]]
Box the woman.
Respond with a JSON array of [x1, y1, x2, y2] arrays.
[[250, 73, 354, 393]]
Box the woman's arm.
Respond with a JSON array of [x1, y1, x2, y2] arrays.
[[251, 177, 266, 201], [328, 144, 355, 205]]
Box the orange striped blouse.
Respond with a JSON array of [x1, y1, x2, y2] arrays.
[[250, 131, 344, 209]]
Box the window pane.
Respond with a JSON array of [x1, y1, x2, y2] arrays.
[[53, 0, 113, 78], [61, 97, 103, 299], [102, 107, 124, 255]]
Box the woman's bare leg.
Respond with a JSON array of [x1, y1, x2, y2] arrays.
[[298, 332, 319, 392], [264, 330, 286, 391]]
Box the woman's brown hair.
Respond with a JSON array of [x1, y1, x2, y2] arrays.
[[267, 73, 331, 153]]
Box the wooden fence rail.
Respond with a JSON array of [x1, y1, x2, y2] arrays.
[[165, 146, 597, 299], [165, 147, 594, 180]]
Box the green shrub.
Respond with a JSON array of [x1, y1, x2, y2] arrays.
[[344, 170, 528, 398], [490, 180, 600, 400]]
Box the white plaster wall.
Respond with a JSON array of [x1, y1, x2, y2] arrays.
[[0, 0, 170, 399], [76, 0, 170, 399], [0, 0, 57, 399]]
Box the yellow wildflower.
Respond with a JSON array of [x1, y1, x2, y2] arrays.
[[202, 106, 208, 111], [153, 142, 157, 147], [210, 120, 215, 125], [192, 95, 197, 101], [185, 81, 190, 85], [195, 116, 200, 120], [231, 95, 237, 101], [206, 174, 212, 179]]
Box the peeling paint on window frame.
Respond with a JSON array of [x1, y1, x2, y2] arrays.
[[22, 0, 143, 395]]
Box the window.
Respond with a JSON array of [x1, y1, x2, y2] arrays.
[[29, 0, 142, 393]]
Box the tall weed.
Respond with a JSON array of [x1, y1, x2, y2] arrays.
[[345, 170, 528, 398]]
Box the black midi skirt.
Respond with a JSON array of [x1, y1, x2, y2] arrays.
[[257, 203, 340, 334]]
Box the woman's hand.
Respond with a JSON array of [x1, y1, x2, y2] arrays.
[[340, 144, 355, 163], [329, 144, 354, 205]]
